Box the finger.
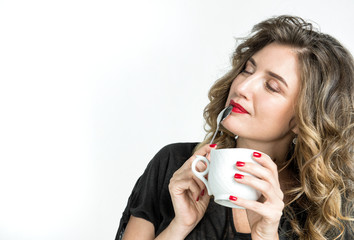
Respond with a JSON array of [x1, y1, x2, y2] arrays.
[[179, 144, 216, 172], [173, 163, 207, 192], [234, 173, 284, 201], [186, 144, 216, 182], [171, 144, 217, 199], [252, 151, 279, 182], [193, 144, 217, 159], [195, 159, 208, 172], [197, 189, 210, 205], [173, 162, 209, 192], [169, 175, 203, 201], [228, 196, 284, 220], [191, 173, 209, 193], [192, 188, 210, 203], [236, 160, 280, 191]]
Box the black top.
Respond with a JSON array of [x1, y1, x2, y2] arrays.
[[116, 143, 305, 239]]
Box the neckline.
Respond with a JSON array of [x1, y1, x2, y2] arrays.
[[228, 208, 251, 237]]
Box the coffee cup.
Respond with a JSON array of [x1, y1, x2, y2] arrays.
[[191, 148, 263, 208]]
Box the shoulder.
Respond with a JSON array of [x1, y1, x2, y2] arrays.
[[149, 142, 199, 172], [155, 142, 199, 159]]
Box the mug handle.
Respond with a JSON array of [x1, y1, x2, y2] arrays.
[[191, 155, 212, 196]]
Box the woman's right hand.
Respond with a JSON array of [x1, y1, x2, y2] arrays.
[[165, 144, 216, 238]]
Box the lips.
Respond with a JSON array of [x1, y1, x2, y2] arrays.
[[230, 100, 249, 114]]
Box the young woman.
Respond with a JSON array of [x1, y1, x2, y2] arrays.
[[116, 15, 354, 240]]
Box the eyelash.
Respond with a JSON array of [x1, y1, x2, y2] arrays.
[[242, 70, 252, 75], [242, 66, 253, 75], [265, 81, 280, 93]]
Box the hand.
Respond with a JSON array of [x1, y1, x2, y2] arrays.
[[167, 144, 215, 237], [230, 152, 284, 240]]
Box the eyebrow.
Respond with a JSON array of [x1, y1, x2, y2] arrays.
[[248, 58, 289, 88]]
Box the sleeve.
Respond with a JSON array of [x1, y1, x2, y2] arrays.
[[115, 144, 182, 240]]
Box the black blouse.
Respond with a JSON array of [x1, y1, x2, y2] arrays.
[[116, 143, 305, 239]]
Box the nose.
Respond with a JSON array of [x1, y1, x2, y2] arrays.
[[234, 74, 259, 100]]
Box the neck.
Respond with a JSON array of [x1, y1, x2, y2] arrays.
[[235, 136, 293, 165]]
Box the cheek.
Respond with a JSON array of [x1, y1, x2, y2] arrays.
[[226, 79, 239, 101], [258, 99, 294, 126], [225, 84, 235, 106]]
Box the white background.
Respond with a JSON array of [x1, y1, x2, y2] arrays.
[[0, 0, 353, 239]]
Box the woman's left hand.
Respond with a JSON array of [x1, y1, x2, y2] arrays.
[[230, 152, 284, 240]]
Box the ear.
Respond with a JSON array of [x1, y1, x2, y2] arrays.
[[291, 125, 299, 135], [289, 116, 299, 135]]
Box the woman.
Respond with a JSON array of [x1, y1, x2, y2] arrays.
[[116, 15, 354, 239]]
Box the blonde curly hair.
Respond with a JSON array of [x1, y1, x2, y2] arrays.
[[197, 15, 354, 239]]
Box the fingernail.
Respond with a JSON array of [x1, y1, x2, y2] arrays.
[[236, 161, 245, 167], [209, 144, 217, 148], [201, 189, 205, 196], [253, 152, 262, 158], [229, 195, 237, 201], [196, 196, 199, 201], [234, 173, 244, 179]]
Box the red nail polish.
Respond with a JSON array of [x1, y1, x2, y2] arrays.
[[253, 152, 262, 158], [196, 196, 199, 201], [236, 161, 245, 167], [229, 195, 237, 201], [209, 144, 217, 148], [201, 189, 205, 196], [234, 173, 244, 179]]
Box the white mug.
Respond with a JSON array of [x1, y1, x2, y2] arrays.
[[191, 148, 263, 208]]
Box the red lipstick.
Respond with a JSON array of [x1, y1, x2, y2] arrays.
[[230, 100, 249, 114]]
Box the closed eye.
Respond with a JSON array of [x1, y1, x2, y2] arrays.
[[242, 61, 255, 75], [265, 80, 281, 93], [242, 69, 252, 75]]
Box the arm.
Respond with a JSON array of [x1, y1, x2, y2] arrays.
[[122, 144, 216, 240], [122, 215, 200, 240], [122, 216, 155, 240]]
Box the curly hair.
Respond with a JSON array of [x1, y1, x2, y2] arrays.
[[196, 15, 354, 239]]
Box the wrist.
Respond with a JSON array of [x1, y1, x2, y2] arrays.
[[252, 232, 279, 240], [168, 219, 195, 239]]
